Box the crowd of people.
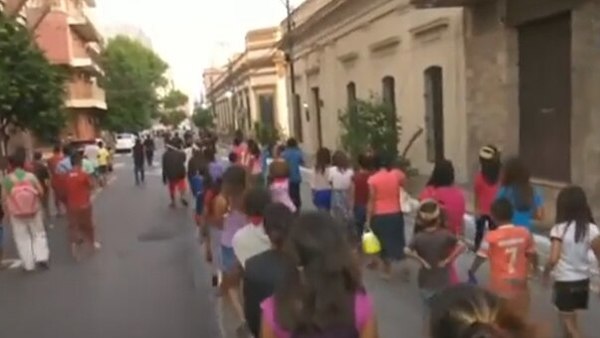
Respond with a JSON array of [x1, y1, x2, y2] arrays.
[[176, 130, 600, 338], [0, 141, 116, 272]]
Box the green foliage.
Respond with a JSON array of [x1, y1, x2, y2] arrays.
[[0, 13, 67, 143], [158, 89, 188, 127], [253, 121, 280, 146], [159, 109, 187, 128], [339, 97, 414, 173], [100, 35, 168, 132], [192, 106, 215, 130]]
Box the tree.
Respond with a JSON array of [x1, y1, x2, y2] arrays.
[[100, 36, 168, 132], [158, 89, 188, 128], [0, 12, 67, 146], [339, 97, 417, 173], [159, 110, 187, 128], [191, 106, 215, 130]]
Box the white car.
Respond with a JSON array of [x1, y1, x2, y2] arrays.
[[115, 133, 136, 153]]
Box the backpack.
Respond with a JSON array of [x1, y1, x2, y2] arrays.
[[6, 172, 40, 217]]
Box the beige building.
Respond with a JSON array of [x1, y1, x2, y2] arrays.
[[410, 0, 600, 218], [204, 27, 290, 138], [281, 0, 468, 181]]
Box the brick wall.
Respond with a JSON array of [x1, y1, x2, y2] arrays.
[[34, 10, 70, 64]]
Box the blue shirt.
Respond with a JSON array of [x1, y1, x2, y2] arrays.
[[208, 161, 224, 181], [282, 148, 304, 183], [496, 186, 543, 230], [56, 157, 72, 174]]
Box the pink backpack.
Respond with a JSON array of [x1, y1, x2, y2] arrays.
[[7, 173, 40, 217]]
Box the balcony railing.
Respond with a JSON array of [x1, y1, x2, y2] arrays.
[[68, 2, 101, 42], [70, 57, 104, 76], [410, 0, 492, 8], [66, 82, 107, 110]]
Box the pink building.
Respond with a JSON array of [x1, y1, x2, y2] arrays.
[[34, 0, 106, 142]]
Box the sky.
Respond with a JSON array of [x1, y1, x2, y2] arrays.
[[95, 0, 304, 101]]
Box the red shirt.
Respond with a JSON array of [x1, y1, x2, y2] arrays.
[[47, 154, 63, 176], [65, 167, 92, 209], [474, 172, 499, 215], [353, 170, 371, 206]]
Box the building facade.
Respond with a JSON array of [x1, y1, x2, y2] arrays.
[[411, 0, 600, 217], [281, 0, 468, 180], [35, 0, 106, 141], [205, 27, 290, 138]]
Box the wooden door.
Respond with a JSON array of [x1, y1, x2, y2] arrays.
[[518, 12, 572, 182]]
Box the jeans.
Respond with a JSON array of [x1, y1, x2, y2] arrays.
[[134, 165, 145, 184], [145, 151, 154, 166], [289, 181, 301, 210]]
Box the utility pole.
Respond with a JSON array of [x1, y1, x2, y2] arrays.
[[284, 0, 297, 136]]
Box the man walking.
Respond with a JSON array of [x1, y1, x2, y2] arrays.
[[162, 140, 188, 208], [132, 138, 145, 185], [143, 135, 155, 167], [96, 141, 110, 186]]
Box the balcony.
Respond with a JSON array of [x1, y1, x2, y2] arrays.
[[85, 41, 101, 59], [65, 82, 107, 110], [4, 0, 27, 16], [410, 0, 492, 8], [68, 5, 101, 42], [70, 57, 104, 76], [26, 0, 52, 30]]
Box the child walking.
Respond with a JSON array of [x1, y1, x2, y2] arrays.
[[268, 160, 296, 213], [405, 200, 464, 322], [474, 145, 501, 251], [311, 147, 332, 210], [329, 150, 354, 223]]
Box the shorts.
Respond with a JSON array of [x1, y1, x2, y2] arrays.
[[98, 165, 108, 174], [553, 279, 590, 312], [312, 189, 332, 210], [168, 179, 187, 196], [220, 245, 237, 272]]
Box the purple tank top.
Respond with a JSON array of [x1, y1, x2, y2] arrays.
[[260, 293, 373, 338], [270, 179, 297, 213], [221, 209, 246, 247]]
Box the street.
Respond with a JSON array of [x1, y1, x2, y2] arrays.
[[0, 153, 599, 338]]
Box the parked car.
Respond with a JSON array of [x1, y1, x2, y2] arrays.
[[115, 133, 136, 153]]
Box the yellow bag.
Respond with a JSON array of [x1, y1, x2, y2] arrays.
[[362, 229, 381, 255]]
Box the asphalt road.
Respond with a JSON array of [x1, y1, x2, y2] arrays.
[[0, 154, 221, 338], [1, 152, 600, 338]]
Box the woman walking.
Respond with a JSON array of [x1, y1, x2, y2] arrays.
[[544, 186, 600, 338], [367, 152, 406, 280]]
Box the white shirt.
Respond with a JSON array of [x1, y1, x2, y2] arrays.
[[184, 147, 193, 164], [311, 167, 331, 190], [550, 221, 600, 281], [84, 144, 99, 166], [328, 167, 354, 190], [232, 223, 271, 268]]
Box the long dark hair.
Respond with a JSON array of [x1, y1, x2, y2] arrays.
[[479, 145, 501, 185], [275, 211, 362, 334], [331, 150, 350, 172], [501, 158, 533, 212], [372, 151, 392, 171], [556, 186, 595, 243], [247, 139, 261, 157], [427, 159, 455, 187], [315, 147, 331, 174], [222, 165, 247, 209]]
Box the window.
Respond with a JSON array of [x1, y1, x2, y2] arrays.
[[382, 76, 396, 113], [347, 82, 357, 109], [424, 66, 445, 162], [258, 94, 276, 129]]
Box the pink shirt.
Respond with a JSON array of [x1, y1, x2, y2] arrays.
[[368, 169, 405, 215], [420, 185, 466, 235], [474, 172, 499, 215]]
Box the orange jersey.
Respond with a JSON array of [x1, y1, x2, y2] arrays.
[[477, 224, 535, 296]]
